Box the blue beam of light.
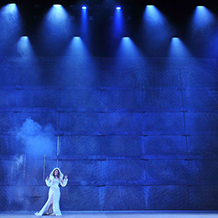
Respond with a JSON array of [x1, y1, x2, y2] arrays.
[[81, 5, 88, 36], [144, 5, 165, 25], [188, 6, 216, 57], [0, 3, 21, 38], [192, 6, 215, 28], [117, 37, 142, 57], [17, 36, 34, 56], [64, 37, 90, 57], [0, 3, 19, 23], [1, 3, 18, 14], [59, 36, 97, 88], [142, 5, 173, 44], [113, 6, 124, 39], [189, 6, 216, 53], [47, 5, 69, 23], [39, 4, 74, 51], [168, 37, 191, 58], [42, 5, 72, 38]]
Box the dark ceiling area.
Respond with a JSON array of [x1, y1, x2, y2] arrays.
[[1, 0, 218, 9]]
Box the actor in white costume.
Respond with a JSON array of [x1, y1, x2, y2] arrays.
[[35, 168, 68, 216]]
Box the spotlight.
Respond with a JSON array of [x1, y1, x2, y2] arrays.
[[4, 3, 18, 14], [53, 4, 62, 8], [20, 36, 29, 41], [82, 6, 87, 9], [147, 5, 154, 7], [116, 6, 121, 10]]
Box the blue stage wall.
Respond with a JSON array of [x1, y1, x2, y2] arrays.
[[0, 57, 218, 210]]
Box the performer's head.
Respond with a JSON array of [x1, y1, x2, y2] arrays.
[[53, 168, 60, 178]]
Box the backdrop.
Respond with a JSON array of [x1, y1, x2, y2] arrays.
[[0, 56, 218, 210]]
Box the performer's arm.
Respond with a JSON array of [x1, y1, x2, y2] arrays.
[[45, 176, 52, 187], [60, 175, 68, 187]]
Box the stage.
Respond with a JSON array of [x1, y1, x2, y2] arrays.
[[0, 211, 218, 218], [1, 0, 218, 215]]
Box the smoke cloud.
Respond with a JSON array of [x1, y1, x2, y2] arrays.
[[16, 117, 56, 157]]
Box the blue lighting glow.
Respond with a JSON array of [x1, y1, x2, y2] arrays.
[[21, 35, 28, 39], [117, 37, 141, 57], [64, 37, 89, 57], [48, 4, 67, 19], [43, 4, 71, 33], [169, 37, 191, 57], [39, 4, 73, 48], [60, 36, 95, 88], [53, 4, 62, 7], [142, 4, 172, 44], [81, 4, 88, 36], [113, 5, 124, 38], [144, 5, 163, 23], [0, 3, 21, 44], [1, 3, 18, 14], [73, 36, 81, 40], [192, 6, 214, 27], [17, 36, 34, 56], [116, 6, 121, 10]]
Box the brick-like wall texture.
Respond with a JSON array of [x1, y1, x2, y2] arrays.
[[0, 56, 218, 210]]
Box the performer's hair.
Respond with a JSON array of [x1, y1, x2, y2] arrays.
[[53, 168, 60, 178]]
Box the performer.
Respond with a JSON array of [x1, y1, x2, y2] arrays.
[[35, 168, 68, 216]]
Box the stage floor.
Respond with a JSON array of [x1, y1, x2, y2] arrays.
[[0, 211, 218, 218]]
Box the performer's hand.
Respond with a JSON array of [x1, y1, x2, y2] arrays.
[[64, 175, 68, 179], [46, 176, 49, 180]]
